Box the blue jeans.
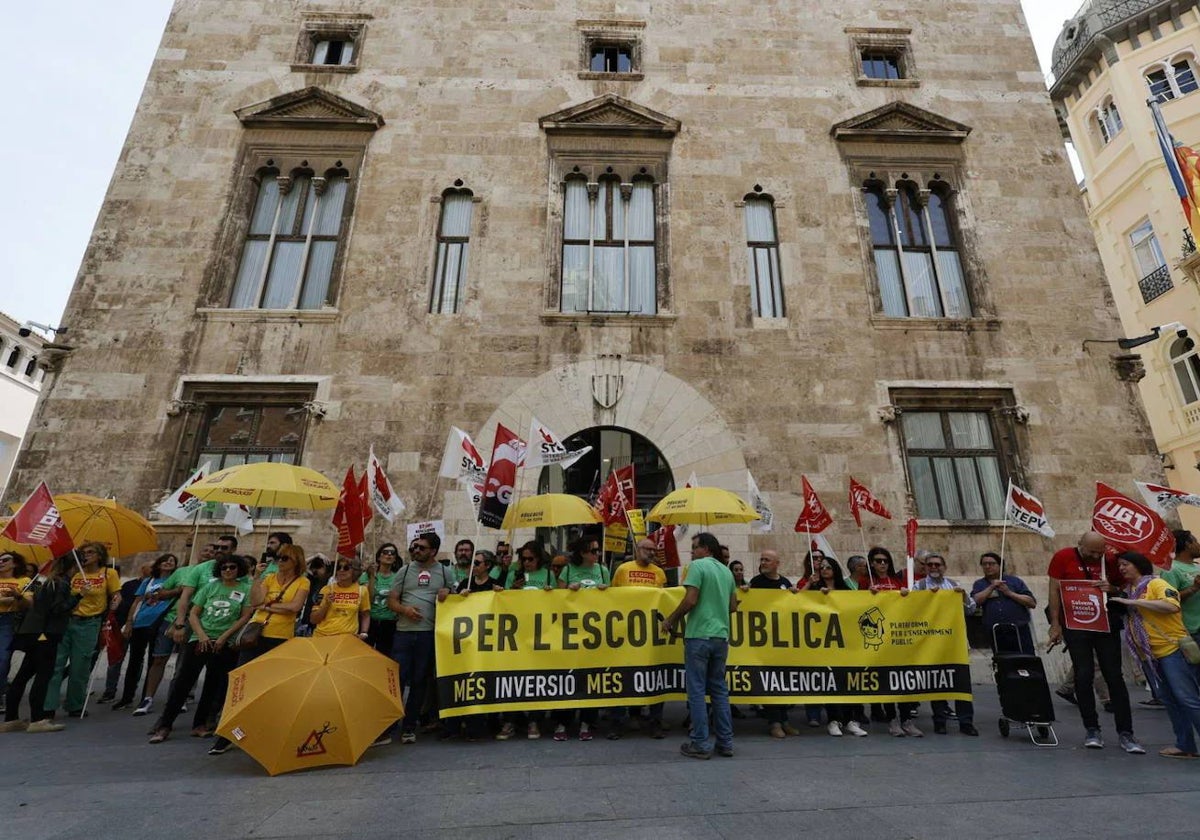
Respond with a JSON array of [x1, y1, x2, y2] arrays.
[[392, 630, 435, 733], [1152, 650, 1200, 753], [0, 613, 14, 697], [684, 637, 732, 752]]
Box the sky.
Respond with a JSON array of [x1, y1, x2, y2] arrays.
[[0, 0, 1084, 330]]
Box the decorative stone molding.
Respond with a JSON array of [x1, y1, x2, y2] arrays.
[[831, 102, 972, 145], [1111, 353, 1147, 383], [235, 87, 384, 132], [539, 93, 680, 137], [877, 405, 900, 423], [302, 400, 330, 420]]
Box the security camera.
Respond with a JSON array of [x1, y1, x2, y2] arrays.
[[17, 321, 64, 338]]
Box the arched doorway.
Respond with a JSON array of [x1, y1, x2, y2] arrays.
[[536, 426, 674, 565]]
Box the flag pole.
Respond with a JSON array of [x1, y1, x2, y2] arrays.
[[187, 508, 202, 567], [999, 480, 1012, 580], [424, 475, 443, 521]]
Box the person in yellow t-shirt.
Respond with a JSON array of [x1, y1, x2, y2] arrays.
[[0, 551, 34, 703], [609, 539, 669, 738], [312, 558, 370, 639], [1110, 551, 1197, 758], [44, 542, 121, 718], [248, 544, 310, 647]]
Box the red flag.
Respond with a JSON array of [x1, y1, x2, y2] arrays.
[[332, 467, 365, 558], [478, 425, 527, 529], [595, 465, 636, 527], [357, 471, 373, 531], [2, 481, 74, 558], [1091, 482, 1173, 568], [848, 477, 892, 528], [793, 476, 833, 534], [651, 525, 680, 569], [905, 518, 918, 558]]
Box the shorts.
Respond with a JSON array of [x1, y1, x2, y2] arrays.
[[151, 621, 177, 657]]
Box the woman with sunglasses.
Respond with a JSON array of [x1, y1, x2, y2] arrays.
[[459, 551, 503, 595], [0, 551, 33, 707], [361, 543, 402, 653], [149, 555, 253, 743], [312, 558, 370, 639], [810, 557, 870, 737], [552, 537, 609, 741], [864, 546, 920, 736], [496, 542, 555, 740], [111, 553, 177, 712]]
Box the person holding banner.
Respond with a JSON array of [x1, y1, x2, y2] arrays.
[[1046, 532, 1142, 753], [865, 547, 919, 735], [361, 543, 402, 654], [662, 532, 737, 760], [553, 537, 609, 741], [44, 542, 120, 720], [810, 558, 870, 737], [608, 539, 670, 740], [913, 555, 978, 736], [0, 552, 33, 708], [495, 542, 555, 741], [1109, 551, 1200, 759], [2, 555, 79, 732]]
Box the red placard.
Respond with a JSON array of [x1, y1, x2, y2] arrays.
[[1060, 580, 1111, 633]]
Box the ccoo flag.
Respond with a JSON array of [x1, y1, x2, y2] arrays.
[[794, 476, 833, 534], [1005, 481, 1055, 538], [527, 417, 592, 469], [2, 481, 74, 558], [478, 425, 527, 529], [848, 477, 891, 528], [332, 466, 365, 556]]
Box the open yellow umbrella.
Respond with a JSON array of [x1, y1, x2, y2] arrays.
[[216, 635, 403, 775], [500, 493, 604, 530], [0, 519, 53, 566], [646, 486, 762, 527], [189, 462, 339, 510], [6, 494, 157, 559]]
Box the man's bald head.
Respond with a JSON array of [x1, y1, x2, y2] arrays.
[[1079, 531, 1106, 559]]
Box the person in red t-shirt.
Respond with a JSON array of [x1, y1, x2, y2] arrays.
[[1046, 531, 1142, 753], [865, 547, 920, 736]]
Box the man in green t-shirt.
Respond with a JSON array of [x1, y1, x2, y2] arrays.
[[662, 531, 738, 759], [1164, 530, 1200, 646]]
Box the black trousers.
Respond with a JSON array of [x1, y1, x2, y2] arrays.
[[1064, 626, 1132, 733], [156, 641, 238, 731], [366, 617, 396, 655], [5, 636, 60, 723], [119, 624, 158, 704]]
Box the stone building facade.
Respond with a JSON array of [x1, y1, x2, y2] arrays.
[[7, 0, 1160, 581], [1049, 0, 1200, 531]]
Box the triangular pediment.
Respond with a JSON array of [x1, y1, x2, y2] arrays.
[[235, 87, 384, 131], [831, 102, 970, 144], [539, 94, 680, 137]]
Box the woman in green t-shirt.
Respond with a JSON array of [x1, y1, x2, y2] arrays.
[[362, 543, 402, 654], [149, 554, 253, 743], [551, 537, 609, 741], [495, 542, 556, 741]]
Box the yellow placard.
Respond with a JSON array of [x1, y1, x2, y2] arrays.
[[604, 523, 629, 553], [625, 508, 646, 541], [435, 589, 971, 717]]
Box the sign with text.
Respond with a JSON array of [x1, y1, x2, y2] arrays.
[[1060, 580, 1111, 633]]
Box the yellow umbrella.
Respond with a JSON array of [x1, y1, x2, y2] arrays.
[[646, 486, 762, 527], [216, 635, 403, 775], [6, 494, 157, 559], [500, 493, 604, 530], [189, 462, 339, 510], [0, 519, 53, 566]]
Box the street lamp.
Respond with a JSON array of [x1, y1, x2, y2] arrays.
[[1117, 321, 1192, 350]]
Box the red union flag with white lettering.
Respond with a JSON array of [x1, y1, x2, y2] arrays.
[[847, 477, 891, 528], [478, 425, 526, 530], [1005, 481, 1055, 538], [794, 476, 833, 534], [2, 481, 74, 558], [1092, 482, 1173, 568], [595, 465, 636, 527]]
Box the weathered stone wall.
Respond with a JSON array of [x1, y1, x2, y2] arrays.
[[10, 0, 1159, 581]]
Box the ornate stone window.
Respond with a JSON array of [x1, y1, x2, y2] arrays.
[[430, 185, 477, 314], [742, 191, 785, 318], [1146, 54, 1199, 103], [1129, 218, 1171, 304], [833, 102, 986, 323], [293, 15, 369, 73], [1169, 336, 1200, 406], [204, 88, 383, 313], [539, 94, 679, 317], [578, 20, 645, 81], [890, 388, 1024, 524], [847, 27, 918, 88]]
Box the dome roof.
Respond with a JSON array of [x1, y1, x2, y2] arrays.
[[1050, 1, 1176, 85]]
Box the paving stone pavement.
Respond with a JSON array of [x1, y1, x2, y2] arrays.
[[1, 688, 1197, 839]]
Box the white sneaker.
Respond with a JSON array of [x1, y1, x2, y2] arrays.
[[826, 721, 843, 737], [132, 698, 153, 717], [845, 720, 869, 737]]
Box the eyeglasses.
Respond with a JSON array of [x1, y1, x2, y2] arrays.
[[336, 564, 352, 571], [380, 549, 397, 555], [218, 563, 239, 571], [925, 561, 945, 568], [586, 546, 600, 553], [472, 559, 486, 566], [520, 554, 537, 562]]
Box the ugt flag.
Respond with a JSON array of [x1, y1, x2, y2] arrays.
[[1092, 482, 1173, 569], [794, 475, 833, 534], [478, 425, 526, 529], [367, 446, 406, 523], [1005, 481, 1055, 538], [527, 417, 591, 469], [155, 462, 212, 521], [2, 481, 74, 558], [848, 477, 891, 528]]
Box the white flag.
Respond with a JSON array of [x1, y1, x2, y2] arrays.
[[154, 462, 212, 521], [1136, 480, 1200, 515], [1005, 481, 1055, 538], [222, 503, 255, 535], [747, 471, 773, 533], [806, 532, 838, 561], [686, 472, 699, 488], [438, 426, 487, 483], [367, 446, 406, 523], [527, 417, 592, 469]]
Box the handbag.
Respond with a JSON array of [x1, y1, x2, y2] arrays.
[[234, 620, 264, 651], [1178, 634, 1200, 665]]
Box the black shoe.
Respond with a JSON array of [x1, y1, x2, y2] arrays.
[[715, 744, 734, 757], [97, 693, 116, 704], [606, 730, 622, 740], [933, 721, 948, 734], [730, 706, 745, 719], [208, 743, 232, 755], [680, 741, 712, 760], [649, 723, 668, 740], [111, 700, 131, 711], [959, 724, 979, 736]]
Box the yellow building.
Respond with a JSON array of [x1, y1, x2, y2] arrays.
[[1051, 0, 1200, 528]]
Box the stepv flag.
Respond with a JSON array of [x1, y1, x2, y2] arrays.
[[222, 504, 254, 536], [848, 477, 891, 527], [1005, 481, 1055, 538], [527, 417, 592, 469], [1136, 480, 1200, 515], [747, 471, 773, 533]]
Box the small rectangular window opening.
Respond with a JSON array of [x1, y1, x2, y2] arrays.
[[861, 51, 902, 80], [590, 45, 633, 73], [313, 39, 354, 66]]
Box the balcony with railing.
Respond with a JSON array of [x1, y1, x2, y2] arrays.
[[1138, 264, 1173, 303]]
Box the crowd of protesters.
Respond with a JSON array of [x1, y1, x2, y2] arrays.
[[1, 526, 1198, 761]]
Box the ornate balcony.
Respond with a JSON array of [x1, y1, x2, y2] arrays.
[[1138, 264, 1173, 304]]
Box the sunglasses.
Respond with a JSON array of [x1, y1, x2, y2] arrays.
[[411, 545, 430, 552], [586, 546, 600, 553], [336, 564, 353, 571], [380, 549, 397, 555], [218, 563, 240, 571], [472, 559, 487, 565], [520, 554, 537, 562]]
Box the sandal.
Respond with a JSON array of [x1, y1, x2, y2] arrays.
[[1159, 747, 1199, 759], [148, 729, 170, 744]]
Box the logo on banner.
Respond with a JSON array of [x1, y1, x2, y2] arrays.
[[794, 476, 833, 534], [858, 606, 887, 650], [1136, 481, 1200, 515], [1060, 581, 1111, 633], [1092, 483, 1173, 568]]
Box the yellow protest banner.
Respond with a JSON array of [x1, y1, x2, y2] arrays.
[[435, 589, 970, 717], [625, 509, 646, 541], [604, 523, 629, 553]]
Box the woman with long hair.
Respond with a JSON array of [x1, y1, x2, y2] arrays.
[[312, 558, 370, 639], [0, 551, 33, 706], [112, 553, 177, 711], [864, 546, 919, 735], [553, 536, 609, 741], [361, 543, 402, 653], [812, 558, 869, 738], [496, 542, 555, 741]]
